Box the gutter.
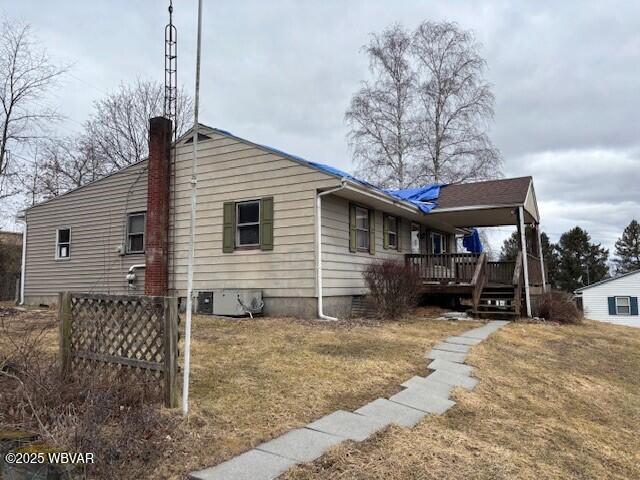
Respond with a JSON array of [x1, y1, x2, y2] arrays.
[[316, 180, 347, 320]]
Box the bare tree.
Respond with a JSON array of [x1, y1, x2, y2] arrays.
[[0, 21, 66, 199], [412, 21, 501, 183], [346, 21, 501, 188], [345, 24, 417, 189], [83, 79, 193, 170]]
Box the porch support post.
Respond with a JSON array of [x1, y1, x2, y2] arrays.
[[536, 224, 547, 292], [519, 206, 532, 317]]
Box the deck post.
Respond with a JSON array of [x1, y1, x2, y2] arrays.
[[519, 206, 532, 316], [536, 224, 547, 292]]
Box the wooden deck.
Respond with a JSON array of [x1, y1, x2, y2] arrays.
[[406, 252, 546, 317]]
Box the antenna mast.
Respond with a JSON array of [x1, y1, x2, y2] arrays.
[[164, 0, 177, 139]]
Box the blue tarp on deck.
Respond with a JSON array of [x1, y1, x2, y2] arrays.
[[463, 228, 483, 253]]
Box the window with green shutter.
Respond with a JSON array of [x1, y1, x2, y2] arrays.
[[349, 203, 375, 254], [222, 197, 274, 252]]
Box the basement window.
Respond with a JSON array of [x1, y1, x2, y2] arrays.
[[127, 212, 146, 254], [615, 296, 631, 315], [236, 200, 260, 247], [55, 228, 71, 260]]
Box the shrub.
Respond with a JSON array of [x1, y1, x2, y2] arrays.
[[537, 290, 583, 325], [362, 259, 422, 319]]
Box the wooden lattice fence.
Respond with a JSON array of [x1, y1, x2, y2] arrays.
[[58, 292, 179, 408]]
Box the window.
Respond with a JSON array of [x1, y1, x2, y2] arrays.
[[355, 206, 370, 251], [411, 223, 421, 254], [386, 215, 398, 249], [236, 200, 260, 247], [431, 232, 446, 254], [127, 212, 146, 253], [55, 228, 71, 260], [615, 296, 631, 315]]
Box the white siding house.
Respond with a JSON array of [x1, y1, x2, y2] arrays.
[[575, 270, 640, 328]]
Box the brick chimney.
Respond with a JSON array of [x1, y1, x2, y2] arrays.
[[145, 116, 172, 296]]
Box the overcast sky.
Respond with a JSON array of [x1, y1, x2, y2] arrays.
[[4, 0, 639, 255]]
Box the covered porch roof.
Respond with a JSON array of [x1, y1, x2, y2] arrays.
[[425, 176, 540, 227]]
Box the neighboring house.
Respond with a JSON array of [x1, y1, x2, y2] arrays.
[[575, 270, 640, 328], [18, 118, 546, 318]]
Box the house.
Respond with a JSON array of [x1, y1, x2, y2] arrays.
[[575, 270, 640, 327], [17, 117, 546, 319]]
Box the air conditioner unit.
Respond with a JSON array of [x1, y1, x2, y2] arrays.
[[212, 289, 263, 317], [197, 291, 213, 315]]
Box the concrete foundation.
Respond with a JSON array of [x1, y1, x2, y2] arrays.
[[262, 296, 353, 319]]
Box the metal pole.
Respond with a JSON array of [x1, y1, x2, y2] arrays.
[[182, 0, 203, 416], [519, 206, 531, 317]]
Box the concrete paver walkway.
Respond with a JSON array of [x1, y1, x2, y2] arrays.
[[189, 320, 509, 480]]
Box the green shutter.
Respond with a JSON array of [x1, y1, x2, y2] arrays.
[[260, 197, 274, 251], [397, 219, 403, 253], [368, 209, 376, 255], [383, 215, 389, 249], [223, 202, 235, 253], [349, 203, 357, 252]]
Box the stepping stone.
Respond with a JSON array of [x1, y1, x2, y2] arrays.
[[427, 359, 474, 376], [433, 342, 470, 354], [355, 398, 427, 428], [460, 329, 493, 340], [389, 387, 456, 414], [400, 376, 453, 397], [428, 369, 478, 391], [306, 410, 389, 442], [256, 428, 343, 463], [445, 335, 483, 346], [427, 349, 467, 363], [189, 449, 297, 480]]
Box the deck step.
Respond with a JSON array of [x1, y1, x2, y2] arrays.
[[472, 310, 519, 319]]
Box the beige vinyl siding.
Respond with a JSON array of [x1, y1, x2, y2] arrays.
[[169, 131, 339, 298], [24, 161, 148, 301], [321, 194, 414, 297]]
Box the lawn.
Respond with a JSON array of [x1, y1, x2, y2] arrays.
[[0, 303, 473, 479], [283, 320, 640, 480], [157, 313, 472, 478]]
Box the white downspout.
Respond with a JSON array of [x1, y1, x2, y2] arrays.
[[316, 181, 347, 320], [18, 218, 27, 305], [519, 206, 532, 317]]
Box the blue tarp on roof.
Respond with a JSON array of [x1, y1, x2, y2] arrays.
[[384, 185, 441, 213], [463, 228, 483, 253], [210, 126, 441, 213]]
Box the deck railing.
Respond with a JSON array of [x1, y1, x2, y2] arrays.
[[405, 253, 481, 284], [487, 261, 515, 285]]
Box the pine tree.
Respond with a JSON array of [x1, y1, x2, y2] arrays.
[[613, 220, 640, 274], [555, 226, 609, 292]]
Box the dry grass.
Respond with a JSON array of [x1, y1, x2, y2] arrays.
[[283, 320, 640, 480], [0, 303, 471, 479], [154, 315, 472, 478]]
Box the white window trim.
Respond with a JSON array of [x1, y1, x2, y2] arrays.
[[431, 232, 446, 254], [355, 206, 370, 251], [55, 227, 71, 261], [615, 296, 631, 316], [126, 212, 146, 254], [387, 215, 398, 249], [236, 200, 261, 247]]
